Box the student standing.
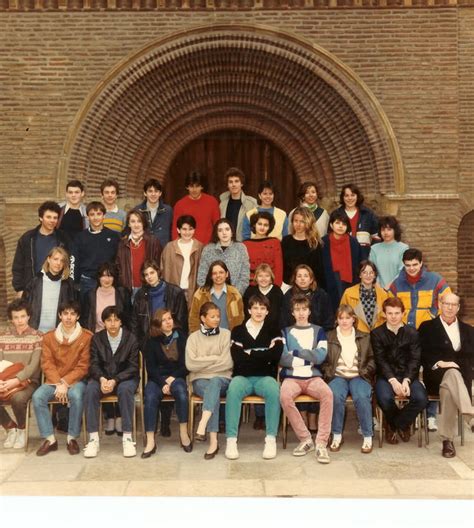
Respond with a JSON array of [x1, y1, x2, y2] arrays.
[[288, 181, 330, 238], [12, 201, 69, 296], [58, 180, 89, 241], [172, 171, 220, 244], [135, 178, 173, 248], [100, 178, 126, 234], [219, 167, 257, 242]]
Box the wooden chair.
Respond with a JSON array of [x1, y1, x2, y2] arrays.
[[281, 395, 319, 449], [422, 395, 464, 447], [0, 398, 33, 452], [376, 398, 423, 448], [95, 352, 145, 444], [188, 389, 265, 441]]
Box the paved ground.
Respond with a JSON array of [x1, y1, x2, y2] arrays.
[[1, 407, 473, 500]]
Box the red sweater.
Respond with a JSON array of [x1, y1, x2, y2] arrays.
[[243, 238, 283, 286], [172, 193, 220, 245]]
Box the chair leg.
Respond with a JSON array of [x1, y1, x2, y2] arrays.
[[189, 400, 195, 442], [140, 398, 145, 447], [282, 413, 287, 449], [423, 409, 429, 446], [25, 400, 30, 452], [417, 412, 422, 448], [459, 412, 464, 446], [377, 408, 383, 448]]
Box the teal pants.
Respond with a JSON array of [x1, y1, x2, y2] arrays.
[[225, 376, 280, 438]]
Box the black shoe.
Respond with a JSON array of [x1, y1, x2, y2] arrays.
[[141, 445, 157, 459], [204, 446, 219, 460], [105, 429, 115, 436], [442, 440, 456, 458], [181, 441, 193, 453], [161, 423, 171, 438], [195, 433, 207, 442]]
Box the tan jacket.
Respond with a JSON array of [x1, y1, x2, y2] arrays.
[[189, 286, 244, 333], [160, 239, 203, 306], [340, 284, 389, 334], [41, 326, 92, 386]]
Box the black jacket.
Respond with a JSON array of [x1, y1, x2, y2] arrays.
[[144, 330, 188, 388], [22, 273, 77, 330], [82, 286, 132, 331], [12, 226, 70, 292], [280, 287, 333, 331], [371, 323, 421, 383], [88, 328, 139, 383], [419, 317, 473, 398], [131, 281, 189, 348]]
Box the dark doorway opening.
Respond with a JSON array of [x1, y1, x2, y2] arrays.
[[165, 129, 298, 211]]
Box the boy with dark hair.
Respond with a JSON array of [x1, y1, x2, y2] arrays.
[[219, 167, 257, 242], [225, 294, 283, 460], [172, 171, 220, 244], [83, 306, 140, 458], [58, 180, 89, 240], [32, 301, 92, 456], [135, 178, 173, 247], [100, 178, 126, 233], [12, 200, 69, 295], [371, 297, 428, 444], [71, 201, 120, 303]]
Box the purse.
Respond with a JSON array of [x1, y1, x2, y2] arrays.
[[0, 362, 31, 402]]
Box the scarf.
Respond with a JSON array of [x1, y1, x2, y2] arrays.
[[329, 233, 353, 283], [359, 284, 376, 328], [45, 270, 62, 281], [200, 324, 220, 337], [55, 322, 82, 344]]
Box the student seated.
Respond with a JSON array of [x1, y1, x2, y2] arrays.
[[323, 304, 375, 454], [83, 306, 140, 458], [142, 308, 191, 458], [225, 295, 283, 460], [32, 301, 92, 457], [0, 300, 42, 450], [186, 302, 233, 460], [279, 295, 333, 464]]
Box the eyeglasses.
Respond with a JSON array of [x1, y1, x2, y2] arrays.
[[441, 302, 459, 308]]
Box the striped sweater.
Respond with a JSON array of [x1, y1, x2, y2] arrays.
[[279, 324, 328, 380], [0, 326, 43, 384]]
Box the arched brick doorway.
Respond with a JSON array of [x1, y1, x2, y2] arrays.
[[457, 210, 474, 318], [63, 24, 404, 203], [166, 128, 297, 210]]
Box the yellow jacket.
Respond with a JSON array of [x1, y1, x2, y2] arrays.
[[340, 284, 389, 333]]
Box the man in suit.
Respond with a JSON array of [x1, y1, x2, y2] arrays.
[[419, 293, 474, 458]]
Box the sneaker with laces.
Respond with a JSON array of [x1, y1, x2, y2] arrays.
[[427, 417, 438, 432], [13, 429, 25, 449], [123, 438, 136, 458], [83, 439, 100, 458], [262, 435, 277, 460], [3, 428, 17, 448], [316, 444, 330, 464], [292, 438, 315, 457], [225, 438, 239, 460]]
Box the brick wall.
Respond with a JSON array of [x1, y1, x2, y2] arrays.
[[0, 7, 473, 316]]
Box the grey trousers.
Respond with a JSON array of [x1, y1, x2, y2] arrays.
[[438, 369, 474, 441]]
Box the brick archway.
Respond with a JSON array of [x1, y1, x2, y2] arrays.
[[457, 210, 474, 318], [63, 24, 404, 201]]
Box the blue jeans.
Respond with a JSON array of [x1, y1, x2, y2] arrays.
[[84, 379, 138, 433], [226, 376, 280, 438], [427, 400, 438, 419], [375, 378, 428, 430], [329, 376, 373, 437], [192, 377, 230, 433], [144, 378, 188, 431], [32, 381, 86, 439], [79, 275, 97, 307]]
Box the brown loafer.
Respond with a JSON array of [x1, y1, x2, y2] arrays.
[[204, 446, 219, 460], [442, 440, 456, 458], [67, 439, 80, 455], [385, 423, 398, 445], [195, 433, 207, 442], [36, 439, 58, 457], [398, 427, 411, 443]]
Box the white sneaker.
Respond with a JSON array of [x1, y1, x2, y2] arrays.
[[361, 437, 373, 454], [315, 444, 330, 464], [3, 428, 17, 448], [122, 438, 136, 458], [262, 435, 277, 460], [428, 417, 438, 432], [83, 439, 100, 458], [292, 438, 315, 457], [13, 429, 25, 449], [225, 438, 239, 460]]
